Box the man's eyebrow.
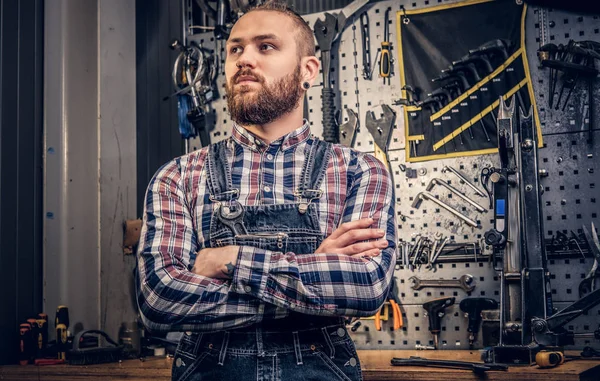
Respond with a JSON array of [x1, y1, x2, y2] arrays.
[[227, 34, 280, 45]]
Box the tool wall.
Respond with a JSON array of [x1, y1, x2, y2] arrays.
[[185, 1, 600, 350]]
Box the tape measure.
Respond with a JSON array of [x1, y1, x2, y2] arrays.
[[536, 350, 564, 368]]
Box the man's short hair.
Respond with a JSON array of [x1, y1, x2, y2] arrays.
[[245, 1, 316, 58]]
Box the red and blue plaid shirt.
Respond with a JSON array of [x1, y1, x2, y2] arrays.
[[137, 122, 397, 332]]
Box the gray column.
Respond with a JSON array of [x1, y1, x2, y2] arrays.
[[44, 0, 137, 340]]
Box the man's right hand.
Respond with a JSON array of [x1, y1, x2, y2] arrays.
[[315, 218, 388, 259]]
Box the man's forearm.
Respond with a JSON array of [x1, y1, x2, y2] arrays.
[[231, 241, 396, 317]]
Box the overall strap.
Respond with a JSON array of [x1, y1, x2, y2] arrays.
[[206, 141, 239, 202], [297, 138, 333, 200]]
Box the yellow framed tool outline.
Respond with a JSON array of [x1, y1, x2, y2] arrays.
[[396, 0, 543, 163]]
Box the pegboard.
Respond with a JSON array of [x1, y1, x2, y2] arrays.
[[538, 130, 599, 241], [184, 1, 600, 351], [525, 10, 600, 135]]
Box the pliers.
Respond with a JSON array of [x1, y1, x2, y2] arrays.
[[375, 281, 403, 331]]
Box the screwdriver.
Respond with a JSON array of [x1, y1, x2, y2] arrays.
[[55, 305, 69, 329], [379, 8, 392, 82], [19, 324, 32, 365], [55, 306, 70, 360], [37, 313, 49, 351]]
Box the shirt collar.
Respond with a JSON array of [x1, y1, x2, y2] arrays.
[[231, 120, 312, 151]]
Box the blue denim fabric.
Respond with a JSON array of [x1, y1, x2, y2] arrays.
[[172, 324, 363, 381], [172, 139, 363, 380]]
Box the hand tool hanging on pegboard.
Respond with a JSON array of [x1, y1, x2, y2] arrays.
[[579, 223, 600, 298], [313, 0, 370, 143], [397, 1, 540, 161], [166, 39, 218, 152], [359, 12, 372, 81], [539, 40, 599, 143], [365, 104, 396, 187], [193, 0, 257, 39], [379, 7, 393, 84]]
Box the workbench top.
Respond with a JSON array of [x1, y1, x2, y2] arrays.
[[1, 350, 599, 381]]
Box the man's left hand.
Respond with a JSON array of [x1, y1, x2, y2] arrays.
[[191, 246, 240, 279]]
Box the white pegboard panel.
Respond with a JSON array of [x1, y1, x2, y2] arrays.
[[525, 9, 600, 135]]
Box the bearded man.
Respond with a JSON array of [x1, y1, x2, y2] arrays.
[[137, 1, 397, 380]]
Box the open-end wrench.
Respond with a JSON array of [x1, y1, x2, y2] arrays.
[[338, 108, 358, 148], [409, 274, 475, 292]]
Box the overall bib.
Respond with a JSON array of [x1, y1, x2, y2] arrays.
[[172, 139, 363, 381]]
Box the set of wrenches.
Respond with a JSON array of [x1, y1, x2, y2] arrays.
[[398, 233, 449, 271], [398, 234, 485, 272]]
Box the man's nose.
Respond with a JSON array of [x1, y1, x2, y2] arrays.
[[235, 47, 258, 69]]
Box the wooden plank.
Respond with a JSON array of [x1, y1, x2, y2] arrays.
[[1, 351, 599, 381], [0, 358, 172, 381], [359, 350, 600, 381]]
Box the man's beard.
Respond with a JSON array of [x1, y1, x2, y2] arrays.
[[226, 67, 303, 126]]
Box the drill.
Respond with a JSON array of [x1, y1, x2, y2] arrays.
[[423, 297, 455, 349]]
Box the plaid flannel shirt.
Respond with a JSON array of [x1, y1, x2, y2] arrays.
[[137, 122, 397, 332]]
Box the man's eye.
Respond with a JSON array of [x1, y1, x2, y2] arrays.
[[230, 46, 242, 54], [260, 44, 274, 51]]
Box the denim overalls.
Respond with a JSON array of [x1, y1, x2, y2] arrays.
[[172, 138, 363, 381]]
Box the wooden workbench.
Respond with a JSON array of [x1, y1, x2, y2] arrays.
[[1, 350, 599, 381]]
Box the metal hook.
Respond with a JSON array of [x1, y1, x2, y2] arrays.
[[400, 6, 410, 25]]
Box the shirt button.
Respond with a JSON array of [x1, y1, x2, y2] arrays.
[[349, 358, 357, 367], [337, 328, 346, 337], [266, 154, 274, 160], [264, 185, 271, 192], [244, 286, 252, 293]]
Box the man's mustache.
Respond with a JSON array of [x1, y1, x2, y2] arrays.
[[233, 70, 264, 84]]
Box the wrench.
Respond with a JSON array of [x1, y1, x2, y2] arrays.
[[426, 178, 487, 213], [441, 166, 486, 197], [412, 191, 479, 228], [409, 274, 475, 292]]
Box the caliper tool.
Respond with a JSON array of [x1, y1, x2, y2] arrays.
[[314, 0, 370, 143], [579, 223, 600, 298], [391, 356, 508, 374], [423, 297, 455, 349]]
